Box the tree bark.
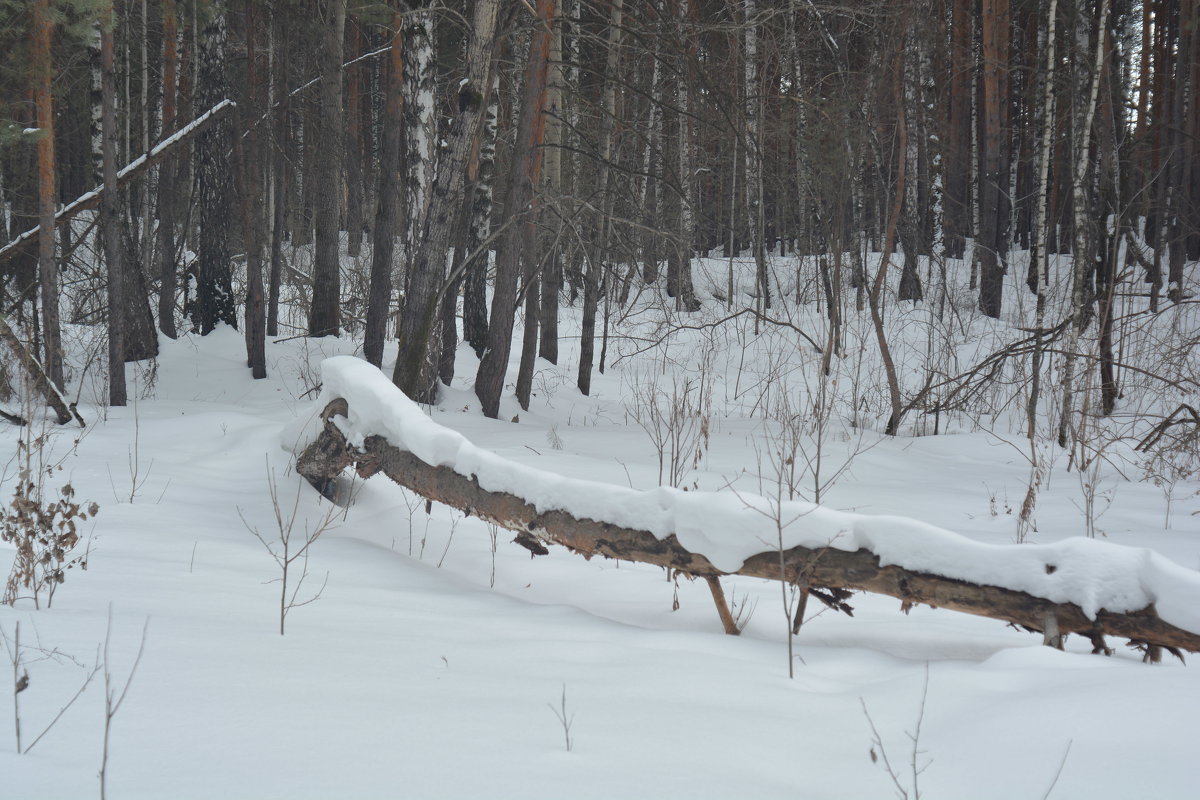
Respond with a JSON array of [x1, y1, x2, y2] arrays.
[[308, 0, 346, 338], [575, 0, 621, 398], [156, 0, 179, 339], [395, 0, 502, 405], [101, 1, 126, 406], [365, 7, 405, 369], [476, 0, 556, 417], [195, 6, 237, 334], [977, 0, 1012, 319], [33, 0, 63, 391]]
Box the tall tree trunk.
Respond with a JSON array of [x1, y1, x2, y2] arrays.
[[156, 0, 179, 339], [101, 1, 126, 407], [977, 0, 1012, 319], [538, 19, 564, 366], [395, 0, 502, 405], [345, 18, 364, 259], [476, 0, 556, 417], [1057, 0, 1111, 449], [33, 0, 63, 390], [462, 72, 499, 358], [403, 8, 436, 257], [576, 0, 621, 398], [1026, 0, 1060, 441], [266, 9, 289, 338], [236, 0, 266, 379], [195, 3, 237, 334], [744, 0, 770, 312], [308, 0, 346, 338], [365, 8, 405, 369]]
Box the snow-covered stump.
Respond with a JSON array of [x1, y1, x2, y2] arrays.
[[295, 358, 1200, 660]]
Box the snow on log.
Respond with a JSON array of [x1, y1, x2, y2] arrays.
[[294, 356, 1200, 657]]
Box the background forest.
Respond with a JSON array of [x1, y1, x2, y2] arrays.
[[0, 1, 1198, 797]]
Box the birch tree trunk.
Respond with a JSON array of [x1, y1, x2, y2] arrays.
[[1057, 0, 1111, 449], [462, 75, 499, 358], [1026, 0, 1059, 441], [395, 0, 502, 405]]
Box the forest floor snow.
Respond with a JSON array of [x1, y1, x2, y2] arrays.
[[1, 273, 1199, 799]]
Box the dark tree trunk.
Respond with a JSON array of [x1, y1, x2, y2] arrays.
[[308, 0, 346, 338], [101, 0, 126, 406], [476, 0, 554, 418], [942, 0, 972, 259], [365, 7, 404, 369], [235, 0, 266, 379], [156, 0, 179, 339], [344, 18, 364, 259], [977, 0, 1011, 318], [33, 0, 63, 390], [195, 4, 237, 334]]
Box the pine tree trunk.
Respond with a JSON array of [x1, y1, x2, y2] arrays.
[[345, 19, 364, 259], [101, 0, 126, 407], [195, 4, 236, 334], [33, 0, 63, 390], [236, 1, 266, 379], [576, 0, 621, 398], [365, 8, 404, 369], [538, 20, 564, 366], [308, 0, 346, 338], [156, 0, 179, 339], [977, 0, 1011, 319], [477, 0, 556, 416]]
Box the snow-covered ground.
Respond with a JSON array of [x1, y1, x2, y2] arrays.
[[1, 255, 1198, 799]]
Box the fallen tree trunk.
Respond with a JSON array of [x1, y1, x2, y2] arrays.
[[0, 100, 235, 270], [0, 314, 83, 426], [298, 396, 1200, 659]]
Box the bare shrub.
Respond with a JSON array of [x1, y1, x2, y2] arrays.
[[240, 463, 338, 635]]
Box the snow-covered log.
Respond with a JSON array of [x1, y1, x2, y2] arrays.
[[295, 357, 1200, 659]]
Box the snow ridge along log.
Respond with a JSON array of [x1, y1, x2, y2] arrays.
[[295, 362, 1200, 658]]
